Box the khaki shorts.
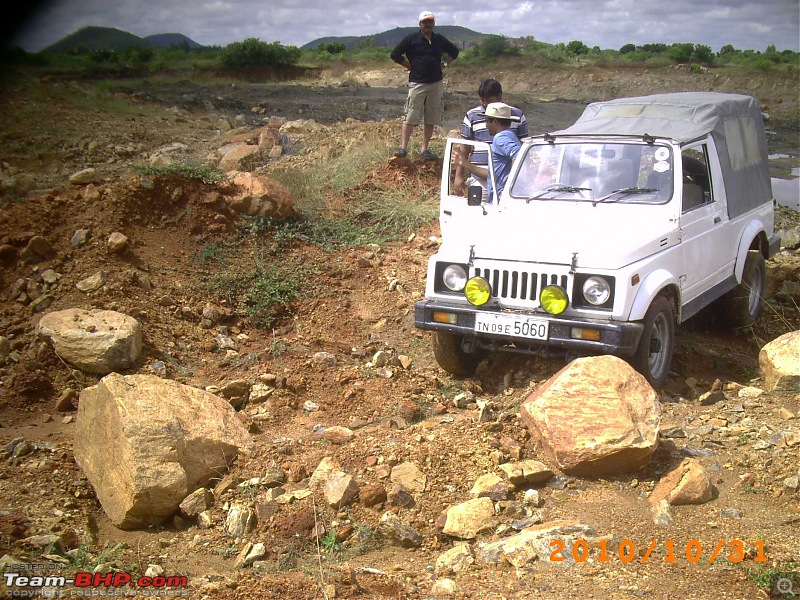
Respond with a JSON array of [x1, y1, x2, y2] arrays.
[[403, 81, 444, 126]]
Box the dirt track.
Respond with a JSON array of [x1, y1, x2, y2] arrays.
[[0, 64, 798, 599]]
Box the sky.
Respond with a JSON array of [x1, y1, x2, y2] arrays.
[[4, 0, 799, 54]]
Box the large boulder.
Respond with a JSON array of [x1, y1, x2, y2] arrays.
[[520, 355, 661, 475], [227, 172, 295, 219], [759, 330, 800, 392], [36, 309, 142, 374], [74, 373, 252, 529]]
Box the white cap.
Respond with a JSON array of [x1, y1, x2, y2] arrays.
[[419, 11, 435, 21]]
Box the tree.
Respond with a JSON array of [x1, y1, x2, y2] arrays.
[[318, 42, 346, 55], [566, 40, 590, 55], [619, 43, 636, 54], [476, 35, 520, 59], [667, 43, 694, 63], [221, 38, 300, 69]]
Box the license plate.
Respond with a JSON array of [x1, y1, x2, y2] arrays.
[[474, 313, 549, 340]]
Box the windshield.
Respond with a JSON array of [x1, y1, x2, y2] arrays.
[[509, 142, 674, 204]]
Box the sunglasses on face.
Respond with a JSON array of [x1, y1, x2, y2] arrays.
[[420, 19, 434, 24]]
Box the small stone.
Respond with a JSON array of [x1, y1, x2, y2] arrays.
[[107, 232, 128, 253]]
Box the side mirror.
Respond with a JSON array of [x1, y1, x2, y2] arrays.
[[467, 186, 483, 206]]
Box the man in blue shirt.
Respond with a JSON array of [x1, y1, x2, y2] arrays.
[[456, 102, 521, 203], [454, 79, 528, 199], [390, 11, 459, 160]]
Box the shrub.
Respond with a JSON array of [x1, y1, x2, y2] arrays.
[[220, 38, 301, 69]]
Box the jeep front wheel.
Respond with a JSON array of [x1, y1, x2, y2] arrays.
[[632, 296, 675, 388], [432, 331, 484, 377], [721, 250, 765, 326]]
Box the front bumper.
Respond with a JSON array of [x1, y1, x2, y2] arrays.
[[414, 301, 644, 357]]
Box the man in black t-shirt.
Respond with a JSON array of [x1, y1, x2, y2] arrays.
[[390, 11, 459, 160]]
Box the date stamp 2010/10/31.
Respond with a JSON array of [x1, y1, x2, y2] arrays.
[[548, 539, 768, 564]]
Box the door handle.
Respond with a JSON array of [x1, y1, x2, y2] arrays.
[[714, 216, 721, 224]]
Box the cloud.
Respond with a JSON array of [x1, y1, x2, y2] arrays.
[[4, 0, 798, 52]]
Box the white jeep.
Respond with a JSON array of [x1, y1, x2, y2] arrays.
[[415, 92, 781, 387]]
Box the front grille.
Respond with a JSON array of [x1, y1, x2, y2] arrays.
[[471, 266, 569, 302]]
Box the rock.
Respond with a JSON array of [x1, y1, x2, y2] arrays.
[[227, 172, 295, 219], [54, 389, 78, 412], [520, 355, 661, 475], [469, 474, 505, 498], [759, 331, 800, 392], [442, 497, 496, 539], [477, 520, 597, 569], [650, 459, 714, 505], [309, 457, 341, 490], [69, 168, 97, 185], [71, 229, 90, 247], [74, 373, 252, 529], [359, 483, 387, 507], [76, 271, 107, 293], [234, 541, 266, 568], [313, 351, 337, 366], [376, 511, 422, 548], [323, 472, 359, 508], [225, 502, 256, 538], [387, 484, 416, 508], [179, 488, 213, 517], [523, 490, 542, 507], [498, 460, 554, 485], [20, 236, 55, 263], [317, 425, 355, 444], [651, 498, 675, 526], [0, 336, 10, 366], [435, 543, 474, 575], [390, 462, 427, 493], [430, 578, 458, 596], [106, 232, 128, 253], [36, 308, 142, 375], [699, 389, 726, 405], [218, 144, 260, 172], [650, 458, 714, 506]]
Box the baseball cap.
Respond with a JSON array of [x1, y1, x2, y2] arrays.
[[485, 102, 520, 121], [419, 11, 435, 21]]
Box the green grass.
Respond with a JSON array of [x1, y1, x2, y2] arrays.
[[204, 261, 315, 328], [743, 562, 799, 595], [140, 161, 227, 183]]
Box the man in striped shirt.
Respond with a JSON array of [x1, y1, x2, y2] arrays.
[[454, 79, 528, 200]]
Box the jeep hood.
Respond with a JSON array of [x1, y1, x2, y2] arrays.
[[469, 207, 678, 268]]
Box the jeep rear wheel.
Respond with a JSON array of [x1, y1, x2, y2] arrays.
[[632, 296, 675, 388], [721, 250, 765, 327], [432, 331, 484, 377]]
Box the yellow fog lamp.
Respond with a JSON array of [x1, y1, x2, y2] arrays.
[[465, 277, 491, 306], [540, 285, 568, 315]]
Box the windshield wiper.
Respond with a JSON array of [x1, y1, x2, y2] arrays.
[[526, 184, 592, 203], [592, 187, 658, 206]]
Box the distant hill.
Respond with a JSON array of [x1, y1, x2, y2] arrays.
[[145, 33, 203, 49], [41, 26, 203, 53], [304, 26, 488, 51]]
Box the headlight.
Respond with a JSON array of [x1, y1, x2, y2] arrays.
[[582, 276, 611, 306], [540, 285, 568, 315], [465, 277, 491, 305], [442, 265, 468, 291]]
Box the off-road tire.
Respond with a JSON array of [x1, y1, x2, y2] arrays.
[[432, 331, 484, 377], [632, 295, 675, 388], [720, 250, 765, 327]]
